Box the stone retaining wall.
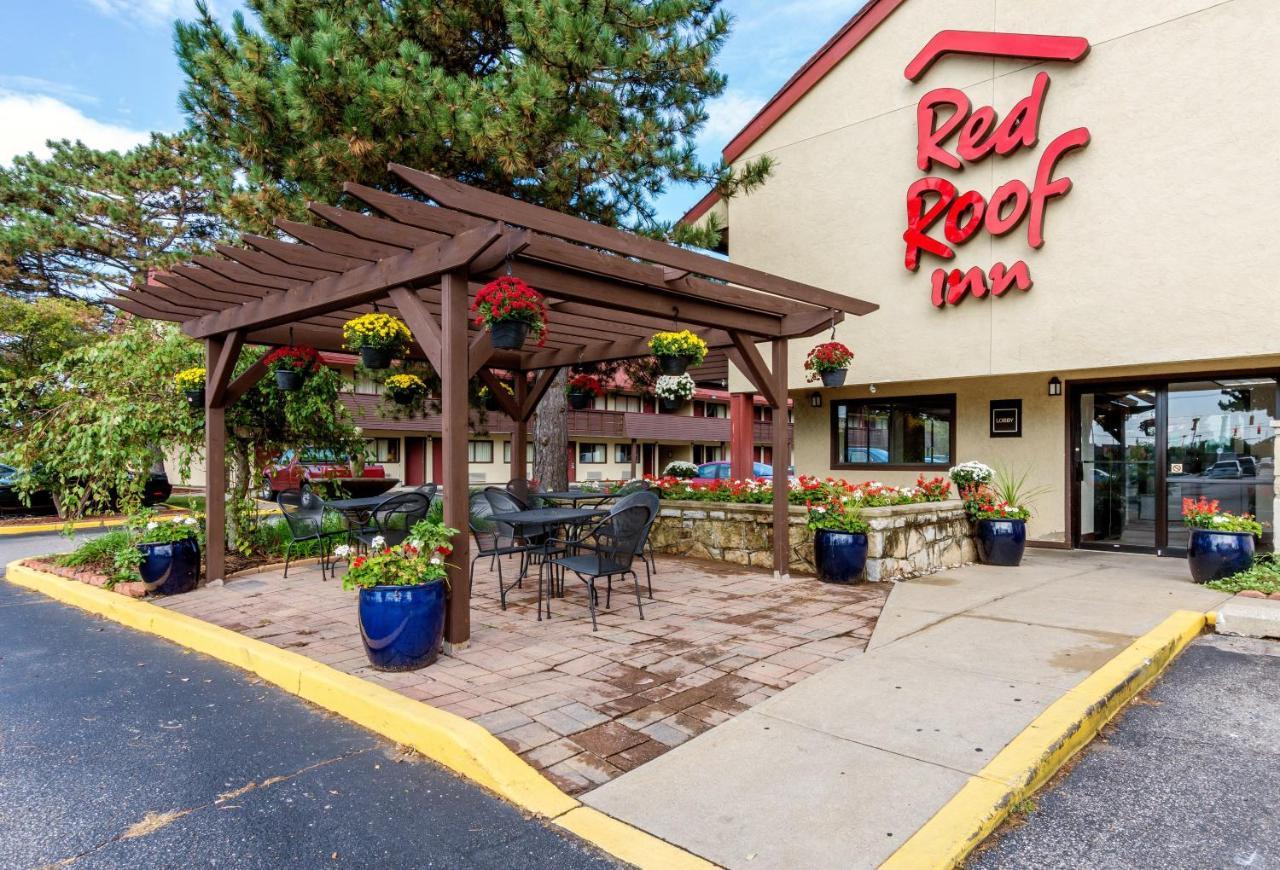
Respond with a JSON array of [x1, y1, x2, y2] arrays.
[[649, 499, 975, 581]]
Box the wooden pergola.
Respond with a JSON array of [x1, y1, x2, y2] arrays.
[[112, 165, 876, 647]]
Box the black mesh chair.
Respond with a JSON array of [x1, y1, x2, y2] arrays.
[[413, 482, 439, 499], [470, 489, 533, 609], [277, 490, 345, 579], [505, 479, 545, 508], [541, 502, 651, 631], [610, 491, 660, 597], [353, 492, 430, 551]]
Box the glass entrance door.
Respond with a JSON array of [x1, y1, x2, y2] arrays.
[[1077, 387, 1160, 550], [1074, 377, 1278, 554]]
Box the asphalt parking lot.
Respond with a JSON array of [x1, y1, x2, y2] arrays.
[[971, 634, 1280, 869]]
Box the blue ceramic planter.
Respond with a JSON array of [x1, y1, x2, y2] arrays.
[[1187, 529, 1255, 584], [138, 537, 200, 595], [814, 529, 868, 584], [358, 583, 447, 671], [976, 519, 1026, 567]]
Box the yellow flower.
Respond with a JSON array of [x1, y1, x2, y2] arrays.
[[648, 330, 709, 364], [174, 367, 206, 390], [385, 374, 426, 391], [343, 313, 412, 352]]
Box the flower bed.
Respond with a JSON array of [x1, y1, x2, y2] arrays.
[[646, 474, 972, 580]]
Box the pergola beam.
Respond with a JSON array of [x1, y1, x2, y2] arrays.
[[728, 331, 784, 409], [475, 367, 522, 420], [185, 222, 504, 338], [388, 286, 443, 371]]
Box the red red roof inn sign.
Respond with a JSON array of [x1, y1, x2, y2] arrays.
[[903, 31, 1091, 307]]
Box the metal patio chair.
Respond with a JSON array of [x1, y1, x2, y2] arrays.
[[470, 489, 536, 609], [609, 490, 660, 598], [540, 501, 651, 630], [277, 489, 345, 579], [353, 491, 430, 551]]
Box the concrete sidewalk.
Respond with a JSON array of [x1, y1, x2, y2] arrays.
[[583, 550, 1231, 869]]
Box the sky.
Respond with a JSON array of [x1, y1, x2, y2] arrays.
[[0, 0, 860, 221]]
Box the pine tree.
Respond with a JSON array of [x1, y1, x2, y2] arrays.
[[177, 0, 766, 487], [0, 132, 227, 301]]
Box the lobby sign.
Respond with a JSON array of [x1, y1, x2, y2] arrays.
[[902, 31, 1091, 308], [990, 399, 1022, 438]]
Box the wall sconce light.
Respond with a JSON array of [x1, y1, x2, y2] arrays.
[[808, 392, 822, 408], [868, 384, 878, 394], [1048, 376, 1063, 397]]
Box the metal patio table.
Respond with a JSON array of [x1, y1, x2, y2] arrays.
[[489, 506, 608, 595], [535, 490, 618, 506], [324, 495, 391, 530]]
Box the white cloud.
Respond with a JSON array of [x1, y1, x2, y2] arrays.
[[82, 0, 238, 25], [702, 90, 767, 148], [0, 93, 150, 164]]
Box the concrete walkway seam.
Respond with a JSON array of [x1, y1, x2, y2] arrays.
[[4, 560, 718, 870], [881, 608, 1207, 870]]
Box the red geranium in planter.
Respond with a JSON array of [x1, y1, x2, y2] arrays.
[[567, 374, 604, 409], [470, 276, 549, 350], [263, 345, 320, 391], [804, 341, 854, 385]]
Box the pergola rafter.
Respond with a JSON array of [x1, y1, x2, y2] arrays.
[[113, 167, 877, 648]]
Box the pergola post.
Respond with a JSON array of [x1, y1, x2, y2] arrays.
[[771, 339, 790, 578], [204, 337, 227, 586], [441, 268, 472, 648], [729, 392, 755, 480], [512, 374, 529, 482]]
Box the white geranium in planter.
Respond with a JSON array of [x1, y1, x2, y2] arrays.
[[662, 460, 699, 479], [655, 373, 695, 411]]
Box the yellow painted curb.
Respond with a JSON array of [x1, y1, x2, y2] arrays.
[[881, 609, 1207, 870], [4, 560, 718, 869], [0, 507, 188, 536]]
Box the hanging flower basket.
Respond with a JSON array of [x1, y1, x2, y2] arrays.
[[174, 367, 206, 409], [384, 373, 428, 407], [567, 374, 604, 410], [264, 345, 320, 392], [478, 381, 515, 412], [805, 341, 854, 386], [655, 373, 695, 412], [649, 330, 708, 376], [471, 276, 548, 350], [343, 313, 411, 369]]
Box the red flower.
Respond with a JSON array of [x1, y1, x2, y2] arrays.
[[469, 276, 549, 346], [263, 345, 319, 372], [352, 556, 367, 569]]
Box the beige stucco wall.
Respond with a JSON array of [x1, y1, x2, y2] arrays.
[[717, 0, 1280, 543], [723, 0, 1278, 388]]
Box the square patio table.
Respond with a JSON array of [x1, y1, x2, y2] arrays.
[[489, 506, 608, 597], [534, 490, 618, 505]]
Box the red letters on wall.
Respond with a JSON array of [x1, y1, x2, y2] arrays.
[[902, 33, 1091, 308]]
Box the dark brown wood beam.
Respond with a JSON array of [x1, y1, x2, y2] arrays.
[[390, 163, 878, 316], [475, 367, 521, 420], [343, 182, 483, 236], [185, 222, 503, 339], [207, 330, 245, 408], [244, 234, 363, 272], [388, 286, 443, 372], [440, 268, 472, 646], [275, 219, 406, 262], [216, 244, 335, 282], [521, 367, 561, 421], [308, 202, 445, 248], [467, 331, 494, 379], [224, 355, 270, 405], [192, 257, 305, 292], [729, 331, 783, 409]]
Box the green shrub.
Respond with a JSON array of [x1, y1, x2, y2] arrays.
[[56, 529, 143, 587]]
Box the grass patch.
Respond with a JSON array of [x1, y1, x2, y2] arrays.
[[166, 494, 206, 512], [1206, 553, 1280, 595]]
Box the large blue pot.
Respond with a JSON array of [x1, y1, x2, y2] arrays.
[[137, 536, 200, 595], [357, 583, 447, 671], [976, 519, 1026, 566], [814, 529, 868, 584], [1187, 530, 1255, 584]]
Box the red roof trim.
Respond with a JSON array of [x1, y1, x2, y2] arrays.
[[680, 0, 908, 225]]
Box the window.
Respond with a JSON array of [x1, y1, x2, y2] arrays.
[[614, 444, 634, 463], [704, 403, 728, 419], [578, 442, 606, 464], [692, 444, 724, 464], [353, 371, 381, 395], [612, 394, 642, 413], [468, 440, 494, 463], [832, 395, 954, 468], [502, 441, 535, 464], [364, 438, 399, 463]]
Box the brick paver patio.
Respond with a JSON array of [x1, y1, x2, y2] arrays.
[[154, 556, 887, 795]]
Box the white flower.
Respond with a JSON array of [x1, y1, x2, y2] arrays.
[[371, 535, 386, 550], [1212, 515, 1228, 525], [183, 516, 197, 526], [430, 554, 444, 565], [406, 538, 422, 550], [334, 544, 352, 558], [146, 521, 158, 530]]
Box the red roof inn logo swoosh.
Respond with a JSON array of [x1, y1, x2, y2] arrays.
[[904, 30, 1090, 82], [902, 31, 1091, 308]]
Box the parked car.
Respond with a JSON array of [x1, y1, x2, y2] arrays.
[[690, 461, 794, 485], [1206, 459, 1243, 479], [260, 448, 386, 500], [1237, 456, 1259, 478], [0, 464, 171, 515]]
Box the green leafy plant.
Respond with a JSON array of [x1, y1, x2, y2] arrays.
[[1206, 554, 1280, 595], [806, 498, 869, 534], [963, 465, 1048, 521]]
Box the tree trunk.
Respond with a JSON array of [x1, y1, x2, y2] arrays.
[[532, 368, 569, 490]]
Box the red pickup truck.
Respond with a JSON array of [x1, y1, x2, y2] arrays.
[[258, 449, 386, 500]]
